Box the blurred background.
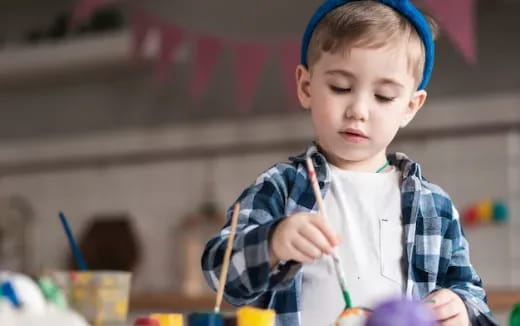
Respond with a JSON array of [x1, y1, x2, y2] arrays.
[[0, 0, 519, 324]]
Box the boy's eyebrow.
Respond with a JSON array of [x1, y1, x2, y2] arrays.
[[325, 69, 355, 79], [377, 78, 405, 89], [325, 69, 405, 89]]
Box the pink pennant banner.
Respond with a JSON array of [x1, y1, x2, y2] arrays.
[[424, 0, 477, 64], [125, 1, 479, 112], [130, 9, 154, 58], [155, 23, 184, 83], [190, 36, 224, 103], [233, 42, 272, 112], [71, 0, 120, 27], [280, 42, 300, 110]]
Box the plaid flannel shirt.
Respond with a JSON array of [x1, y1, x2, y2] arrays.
[[202, 144, 498, 326]]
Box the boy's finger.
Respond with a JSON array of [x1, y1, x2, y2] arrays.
[[289, 243, 316, 264], [293, 236, 322, 260], [299, 223, 333, 254], [433, 300, 458, 321], [310, 215, 340, 247], [424, 290, 453, 308], [439, 315, 463, 326]]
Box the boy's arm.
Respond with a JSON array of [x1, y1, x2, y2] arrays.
[[440, 206, 499, 326], [201, 166, 302, 306]]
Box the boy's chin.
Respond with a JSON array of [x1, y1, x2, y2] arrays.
[[322, 149, 376, 166]]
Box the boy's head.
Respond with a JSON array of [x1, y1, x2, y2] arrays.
[[305, 1, 438, 90], [302, 0, 438, 90], [296, 0, 438, 171]]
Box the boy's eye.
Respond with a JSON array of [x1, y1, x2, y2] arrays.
[[329, 85, 351, 94], [375, 94, 395, 102]]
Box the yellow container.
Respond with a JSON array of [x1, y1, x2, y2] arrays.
[[51, 271, 131, 324], [237, 307, 275, 326], [150, 313, 184, 326]]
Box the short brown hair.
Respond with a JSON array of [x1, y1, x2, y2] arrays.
[[306, 1, 438, 86]]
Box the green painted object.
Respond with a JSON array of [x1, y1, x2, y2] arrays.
[[511, 303, 520, 326], [38, 276, 68, 309]]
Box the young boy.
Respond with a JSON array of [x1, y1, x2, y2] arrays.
[[202, 1, 498, 325]]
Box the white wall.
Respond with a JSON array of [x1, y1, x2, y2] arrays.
[[0, 115, 308, 292]]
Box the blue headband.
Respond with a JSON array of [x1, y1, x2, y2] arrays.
[[301, 0, 435, 90]]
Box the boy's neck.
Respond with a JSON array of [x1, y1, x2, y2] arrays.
[[321, 148, 389, 173]]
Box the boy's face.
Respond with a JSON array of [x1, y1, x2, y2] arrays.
[[296, 42, 427, 171]]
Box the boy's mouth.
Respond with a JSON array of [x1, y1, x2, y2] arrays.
[[339, 129, 369, 143]]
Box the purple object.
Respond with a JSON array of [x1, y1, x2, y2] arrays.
[[365, 298, 437, 326]]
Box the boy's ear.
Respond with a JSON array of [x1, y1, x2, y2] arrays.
[[401, 89, 427, 128], [296, 65, 312, 110]]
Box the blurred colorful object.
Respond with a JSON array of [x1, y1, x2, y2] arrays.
[[149, 313, 183, 326], [0, 281, 22, 308], [38, 276, 68, 309], [0, 272, 45, 312], [511, 302, 520, 326], [188, 312, 223, 326], [463, 199, 509, 226], [0, 272, 89, 326], [135, 317, 161, 326], [365, 298, 436, 326], [51, 271, 131, 324], [335, 307, 370, 326], [236, 307, 275, 326]]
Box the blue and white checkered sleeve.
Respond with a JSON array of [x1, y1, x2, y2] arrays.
[[444, 206, 499, 326], [201, 165, 298, 306]]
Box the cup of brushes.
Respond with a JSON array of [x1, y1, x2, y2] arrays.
[[55, 212, 132, 325]]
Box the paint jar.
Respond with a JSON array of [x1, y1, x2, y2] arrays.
[[188, 312, 223, 326], [150, 313, 184, 326], [135, 316, 161, 326], [237, 307, 275, 326]]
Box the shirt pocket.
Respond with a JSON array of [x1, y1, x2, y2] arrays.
[[379, 218, 404, 284]]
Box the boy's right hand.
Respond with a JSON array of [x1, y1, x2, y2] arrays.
[[269, 212, 340, 267]]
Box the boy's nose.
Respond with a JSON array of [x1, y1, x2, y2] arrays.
[[345, 95, 369, 121]]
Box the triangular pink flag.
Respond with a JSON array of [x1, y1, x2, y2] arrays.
[[280, 42, 300, 110], [190, 36, 224, 103], [130, 9, 153, 58], [155, 23, 184, 83], [233, 42, 272, 112], [424, 0, 477, 64], [71, 0, 120, 27]]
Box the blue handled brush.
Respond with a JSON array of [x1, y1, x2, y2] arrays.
[[59, 211, 88, 271]]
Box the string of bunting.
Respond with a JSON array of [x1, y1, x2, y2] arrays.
[[72, 0, 477, 111]]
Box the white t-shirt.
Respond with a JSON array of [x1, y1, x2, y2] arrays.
[[301, 164, 405, 326]]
